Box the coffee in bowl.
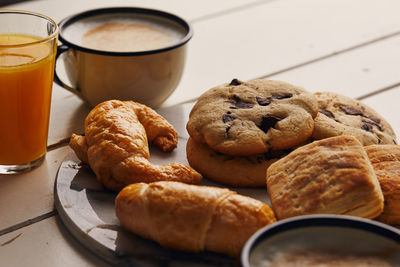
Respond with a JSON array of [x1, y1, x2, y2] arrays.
[[62, 12, 187, 52], [82, 21, 182, 52], [55, 7, 192, 107]]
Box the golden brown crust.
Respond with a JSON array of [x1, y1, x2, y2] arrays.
[[69, 134, 89, 163], [69, 100, 202, 191], [312, 92, 397, 145], [266, 136, 384, 220], [204, 192, 276, 256], [365, 144, 400, 225], [127, 101, 178, 152], [187, 79, 318, 156], [186, 137, 286, 187], [115, 181, 276, 257]]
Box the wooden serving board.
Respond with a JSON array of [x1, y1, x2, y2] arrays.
[[54, 102, 270, 266]]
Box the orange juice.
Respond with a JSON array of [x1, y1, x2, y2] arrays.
[[0, 34, 56, 165]]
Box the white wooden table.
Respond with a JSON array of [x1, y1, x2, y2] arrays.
[[1, 0, 400, 266]]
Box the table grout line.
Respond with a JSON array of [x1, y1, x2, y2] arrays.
[[0, 210, 57, 237], [356, 81, 400, 101], [254, 31, 400, 82], [47, 137, 72, 151], [189, 0, 276, 24]]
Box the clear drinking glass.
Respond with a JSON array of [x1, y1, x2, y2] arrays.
[[0, 10, 58, 173]]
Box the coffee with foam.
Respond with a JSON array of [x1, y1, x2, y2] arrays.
[[62, 13, 186, 52], [82, 21, 177, 52]]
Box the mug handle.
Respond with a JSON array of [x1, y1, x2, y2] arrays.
[[54, 44, 83, 99]]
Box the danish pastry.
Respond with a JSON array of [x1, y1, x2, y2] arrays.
[[365, 144, 400, 225], [267, 135, 384, 220]]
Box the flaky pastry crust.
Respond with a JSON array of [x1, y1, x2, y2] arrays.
[[267, 136, 384, 220], [69, 100, 202, 191], [115, 181, 276, 257], [365, 144, 400, 225]]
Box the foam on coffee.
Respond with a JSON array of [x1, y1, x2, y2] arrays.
[[62, 13, 186, 52]]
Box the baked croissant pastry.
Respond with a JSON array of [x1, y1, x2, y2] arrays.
[[69, 100, 202, 191], [115, 181, 276, 257]]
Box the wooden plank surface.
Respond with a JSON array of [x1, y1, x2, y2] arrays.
[[163, 0, 400, 107], [0, 147, 71, 231], [270, 36, 400, 100], [0, 216, 110, 267], [7, 0, 265, 24]]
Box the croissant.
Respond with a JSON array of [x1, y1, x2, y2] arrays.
[[69, 100, 202, 191], [115, 181, 276, 257]]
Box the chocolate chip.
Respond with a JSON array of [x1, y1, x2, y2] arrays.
[[371, 122, 382, 131], [361, 121, 374, 132], [225, 126, 231, 138], [393, 139, 397, 145], [229, 78, 241, 86], [231, 95, 254, 109], [340, 105, 384, 130], [365, 115, 381, 124], [362, 118, 382, 131], [340, 105, 363, 116], [222, 114, 235, 123], [235, 101, 254, 109], [256, 96, 272, 106], [271, 93, 292, 100], [319, 109, 335, 119], [258, 116, 281, 133]]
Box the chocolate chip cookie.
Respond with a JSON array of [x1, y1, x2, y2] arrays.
[[312, 92, 397, 145], [186, 137, 289, 187], [187, 79, 318, 156], [267, 135, 384, 220]]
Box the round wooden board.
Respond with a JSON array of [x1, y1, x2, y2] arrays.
[[54, 153, 238, 266]]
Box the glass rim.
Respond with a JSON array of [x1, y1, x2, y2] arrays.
[[0, 9, 59, 48]]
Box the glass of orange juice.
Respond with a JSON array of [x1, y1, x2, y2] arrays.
[[0, 10, 58, 173]]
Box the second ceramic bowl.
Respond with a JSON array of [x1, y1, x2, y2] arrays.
[[241, 215, 400, 267]]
